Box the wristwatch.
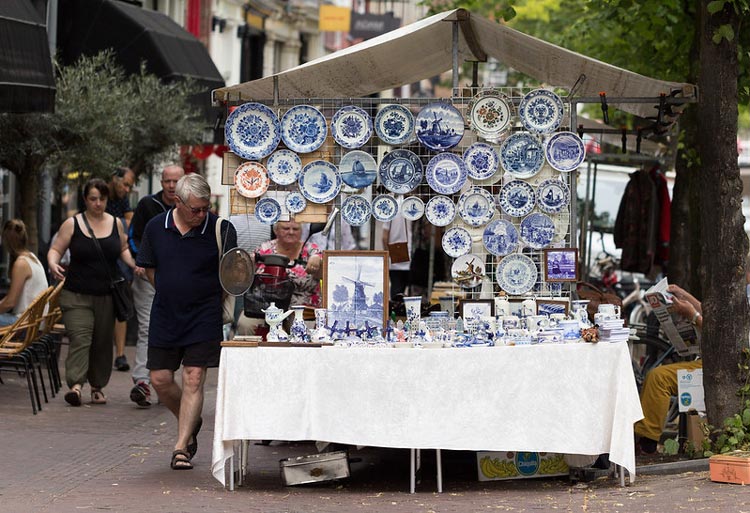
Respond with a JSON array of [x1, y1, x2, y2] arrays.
[[691, 310, 702, 325]]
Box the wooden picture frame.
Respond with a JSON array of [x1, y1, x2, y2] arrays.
[[322, 250, 389, 333], [536, 299, 570, 316], [459, 299, 494, 323], [543, 248, 579, 282]]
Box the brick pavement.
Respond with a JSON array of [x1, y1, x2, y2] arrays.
[[1, 345, 750, 513]]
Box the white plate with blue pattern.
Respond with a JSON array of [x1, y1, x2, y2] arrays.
[[425, 196, 456, 227], [339, 150, 377, 189], [281, 105, 327, 154], [298, 160, 342, 204], [518, 89, 564, 134], [285, 191, 307, 214], [225, 102, 281, 161], [331, 106, 372, 149], [499, 132, 545, 179], [536, 178, 570, 214], [375, 104, 414, 145], [520, 212, 556, 249], [379, 149, 423, 194], [482, 219, 519, 256], [457, 187, 495, 227], [544, 131, 586, 172], [463, 142, 499, 181], [498, 180, 536, 217], [401, 196, 424, 221], [496, 253, 537, 295], [341, 195, 372, 226], [372, 194, 399, 222], [266, 149, 302, 185], [426, 152, 468, 195], [442, 227, 472, 258], [254, 197, 282, 225], [415, 103, 465, 151]]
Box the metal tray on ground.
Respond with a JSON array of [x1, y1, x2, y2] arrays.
[[280, 451, 350, 485]]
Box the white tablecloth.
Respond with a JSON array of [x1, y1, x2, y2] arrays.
[[211, 343, 643, 485]]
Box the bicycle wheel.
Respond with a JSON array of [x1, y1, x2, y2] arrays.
[[628, 334, 681, 391]]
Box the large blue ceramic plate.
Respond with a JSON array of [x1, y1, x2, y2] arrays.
[[298, 160, 342, 204], [499, 132, 545, 179], [425, 196, 456, 227], [371, 194, 399, 222], [426, 152, 468, 195], [375, 104, 414, 145], [498, 180, 536, 217], [463, 142, 499, 181], [266, 149, 302, 185], [331, 106, 372, 149], [536, 178, 570, 214], [225, 102, 281, 161], [415, 103, 465, 151], [339, 150, 377, 189], [254, 197, 282, 225], [518, 89, 564, 134], [378, 149, 423, 194], [341, 195, 372, 226], [442, 227, 472, 258], [544, 131, 586, 172], [457, 187, 495, 227], [520, 212, 556, 249], [496, 253, 537, 295], [281, 105, 327, 153], [482, 219, 519, 256], [401, 196, 424, 221]]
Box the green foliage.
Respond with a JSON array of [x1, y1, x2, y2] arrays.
[[663, 437, 680, 456], [420, 0, 517, 21], [704, 348, 750, 456]]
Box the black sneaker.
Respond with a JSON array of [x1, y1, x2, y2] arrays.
[[114, 355, 130, 371], [130, 382, 152, 408]]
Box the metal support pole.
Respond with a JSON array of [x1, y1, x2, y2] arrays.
[[451, 21, 459, 98], [427, 224, 436, 301]]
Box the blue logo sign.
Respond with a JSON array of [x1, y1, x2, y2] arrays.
[[680, 392, 692, 407], [514, 452, 540, 476]]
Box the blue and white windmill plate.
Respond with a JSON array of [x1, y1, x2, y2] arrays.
[[331, 106, 372, 149], [544, 131, 586, 172], [341, 195, 372, 226], [375, 104, 414, 145], [463, 142, 499, 181], [482, 219, 519, 256], [499, 132, 545, 179], [285, 191, 307, 214], [457, 187, 495, 227], [339, 150, 377, 189], [426, 152, 468, 195], [372, 194, 398, 222], [401, 196, 424, 221], [266, 149, 302, 185], [254, 197, 282, 225], [536, 178, 570, 214], [298, 160, 342, 204], [225, 102, 281, 161], [496, 253, 537, 295], [442, 227, 472, 258], [518, 89, 564, 134], [520, 212, 556, 249], [425, 196, 456, 227], [498, 180, 536, 217], [379, 149, 423, 194], [280, 105, 327, 153], [415, 103, 465, 151]]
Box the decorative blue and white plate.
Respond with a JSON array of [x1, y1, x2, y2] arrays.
[[285, 191, 307, 214], [401, 196, 424, 221], [375, 104, 414, 145], [442, 227, 472, 258], [254, 197, 282, 225], [378, 149, 423, 194], [520, 212, 556, 249], [467, 90, 513, 141], [415, 103, 465, 151], [545, 131, 586, 172], [463, 142, 499, 181], [426, 152, 468, 195], [280, 105, 327, 154], [331, 106, 372, 149], [225, 102, 281, 161], [536, 178, 570, 214], [372, 194, 399, 222], [482, 219, 519, 256], [496, 253, 537, 295], [457, 187, 495, 227], [298, 160, 342, 204], [499, 132, 545, 179], [498, 180, 536, 217], [341, 195, 372, 226], [266, 149, 302, 185], [339, 150, 377, 189], [518, 89, 564, 134], [425, 196, 456, 227]]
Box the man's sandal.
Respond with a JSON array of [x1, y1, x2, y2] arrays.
[[171, 450, 193, 470], [187, 417, 203, 460], [64, 385, 82, 407], [91, 389, 107, 405]]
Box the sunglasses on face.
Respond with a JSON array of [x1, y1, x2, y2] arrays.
[[178, 197, 210, 215]]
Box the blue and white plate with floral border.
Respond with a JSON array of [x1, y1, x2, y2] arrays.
[[520, 212, 556, 249], [544, 131, 586, 172], [298, 160, 342, 204], [285, 191, 307, 214], [375, 104, 414, 145], [280, 105, 327, 154], [339, 150, 377, 189], [265, 149, 302, 185], [498, 180, 536, 217], [457, 187, 495, 227], [372, 194, 398, 222], [426, 152, 468, 195], [401, 196, 424, 221], [496, 253, 537, 295], [499, 132, 545, 179], [341, 195, 372, 226], [415, 103, 465, 151], [442, 227, 472, 258], [331, 106, 372, 149], [254, 197, 282, 225], [536, 178, 570, 214], [482, 219, 519, 256], [518, 89, 564, 134], [463, 142, 499, 181], [225, 102, 281, 161], [425, 196, 456, 227], [379, 149, 423, 194]]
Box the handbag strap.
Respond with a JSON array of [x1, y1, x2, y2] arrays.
[[215, 217, 228, 272], [80, 213, 116, 283]]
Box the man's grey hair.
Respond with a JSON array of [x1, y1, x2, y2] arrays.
[[176, 174, 210, 203]]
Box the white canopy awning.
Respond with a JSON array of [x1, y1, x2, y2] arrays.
[[213, 9, 696, 120]]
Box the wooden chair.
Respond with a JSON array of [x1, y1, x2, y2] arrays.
[[35, 280, 65, 392]]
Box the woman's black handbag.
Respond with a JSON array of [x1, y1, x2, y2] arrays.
[[110, 277, 135, 322]]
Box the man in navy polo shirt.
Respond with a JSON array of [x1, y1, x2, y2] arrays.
[[137, 173, 236, 470]]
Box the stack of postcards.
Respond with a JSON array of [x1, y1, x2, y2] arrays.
[[597, 319, 630, 343]]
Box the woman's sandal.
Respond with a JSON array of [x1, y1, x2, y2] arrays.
[[91, 389, 107, 405], [64, 385, 82, 407], [187, 417, 203, 460], [171, 450, 193, 470]]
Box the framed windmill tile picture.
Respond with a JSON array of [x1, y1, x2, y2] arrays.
[[322, 251, 389, 334]]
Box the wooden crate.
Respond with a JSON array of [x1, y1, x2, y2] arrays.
[[710, 451, 750, 485]]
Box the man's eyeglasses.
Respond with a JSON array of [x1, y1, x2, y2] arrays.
[[178, 197, 210, 215]]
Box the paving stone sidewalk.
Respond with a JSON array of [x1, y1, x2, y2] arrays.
[[1, 345, 749, 513]]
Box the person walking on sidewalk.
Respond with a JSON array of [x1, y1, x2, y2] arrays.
[[136, 174, 236, 470], [127, 164, 184, 407]]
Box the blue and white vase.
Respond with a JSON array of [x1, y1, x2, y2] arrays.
[[289, 306, 309, 343]]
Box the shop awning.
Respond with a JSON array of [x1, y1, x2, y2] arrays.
[[213, 9, 696, 121], [0, 0, 56, 113]]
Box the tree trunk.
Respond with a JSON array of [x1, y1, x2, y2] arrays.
[[18, 164, 40, 255], [697, 1, 747, 428]]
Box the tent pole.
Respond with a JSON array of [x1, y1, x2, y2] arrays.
[[273, 76, 279, 107], [452, 21, 459, 97]]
